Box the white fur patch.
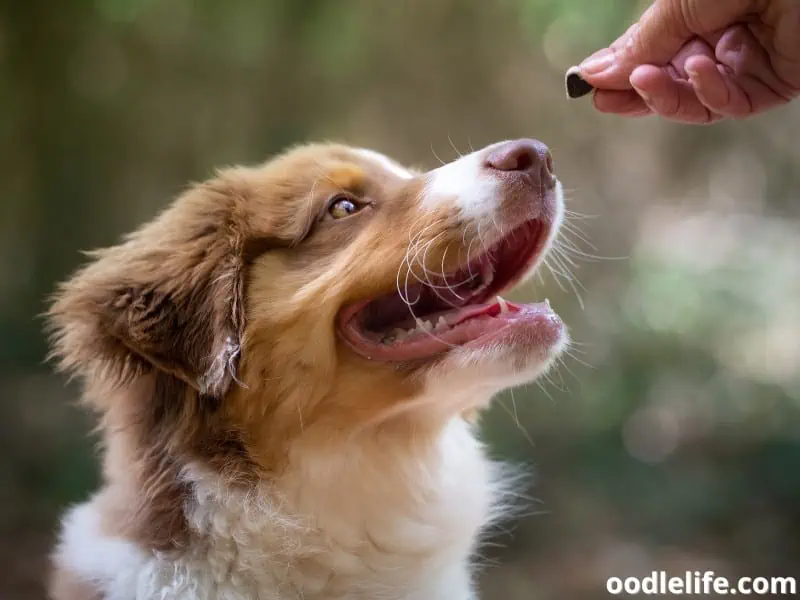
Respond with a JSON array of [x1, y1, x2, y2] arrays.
[[55, 503, 149, 599], [422, 144, 505, 222]]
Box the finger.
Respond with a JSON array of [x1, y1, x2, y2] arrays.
[[724, 70, 793, 115], [576, 23, 640, 91], [579, 4, 687, 91], [629, 64, 721, 124], [592, 89, 652, 117], [716, 24, 796, 102], [579, 0, 756, 90], [669, 37, 716, 78], [578, 4, 690, 92], [684, 55, 753, 117]]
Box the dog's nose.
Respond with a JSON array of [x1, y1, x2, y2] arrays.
[[484, 139, 554, 185]]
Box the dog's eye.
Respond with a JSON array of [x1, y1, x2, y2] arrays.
[[327, 196, 360, 220]]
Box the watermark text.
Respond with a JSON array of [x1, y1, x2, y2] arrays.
[[607, 571, 796, 596]]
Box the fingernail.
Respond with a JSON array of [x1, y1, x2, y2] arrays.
[[579, 48, 615, 75]]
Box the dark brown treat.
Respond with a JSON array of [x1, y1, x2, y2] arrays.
[[565, 66, 594, 99]]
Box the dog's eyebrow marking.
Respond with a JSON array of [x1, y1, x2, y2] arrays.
[[327, 165, 366, 192], [356, 148, 414, 180]]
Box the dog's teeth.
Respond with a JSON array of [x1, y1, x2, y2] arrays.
[[437, 316, 447, 329], [393, 328, 408, 341], [414, 318, 434, 332], [382, 335, 396, 345], [497, 295, 509, 314]]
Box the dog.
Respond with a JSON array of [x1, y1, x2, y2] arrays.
[[47, 139, 568, 600]]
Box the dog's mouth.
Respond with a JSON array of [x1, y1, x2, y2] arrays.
[[338, 219, 561, 362]]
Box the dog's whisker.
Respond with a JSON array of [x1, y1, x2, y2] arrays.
[[430, 142, 447, 167], [447, 133, 464, 159], [549, 251, 585, 291], [551, 244, 581, 268], [560, 220, 598, 251], [415, 234, 470, 305], [544, 253, 586, 310], [497, 390, 535, 449], [535, 379, 558, 403]]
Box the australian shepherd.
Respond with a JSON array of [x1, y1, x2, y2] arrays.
[[47, 139, 568, 599]]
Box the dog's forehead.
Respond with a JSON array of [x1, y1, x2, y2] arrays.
[[353, 148, 415, 181], [270, 144, 416, 189]]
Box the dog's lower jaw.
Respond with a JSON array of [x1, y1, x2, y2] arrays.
[[51, 415, 503, 600]]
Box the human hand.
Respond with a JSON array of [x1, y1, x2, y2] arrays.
[[576, 0, 800, 123]]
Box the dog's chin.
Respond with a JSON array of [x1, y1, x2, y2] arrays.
[[432, 314, 567, 391]]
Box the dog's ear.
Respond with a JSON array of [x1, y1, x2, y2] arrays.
[[48, 182, 250, 400]]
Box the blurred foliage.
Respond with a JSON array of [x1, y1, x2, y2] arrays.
[[1, 1, 798, 598]]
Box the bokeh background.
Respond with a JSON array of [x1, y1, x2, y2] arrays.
[[2, 0, 799, 598]]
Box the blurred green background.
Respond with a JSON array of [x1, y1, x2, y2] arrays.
[[1, 0, 799, 598]]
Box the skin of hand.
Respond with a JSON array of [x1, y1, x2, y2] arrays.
[[577, 0, 800, 123]]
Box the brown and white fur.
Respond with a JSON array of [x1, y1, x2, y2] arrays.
[[47, 140, 568, 600]]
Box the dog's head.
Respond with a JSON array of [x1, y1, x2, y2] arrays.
[[50, 140, 567, 471]]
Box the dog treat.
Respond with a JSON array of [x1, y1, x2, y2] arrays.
[[565, 66, 594, 99]]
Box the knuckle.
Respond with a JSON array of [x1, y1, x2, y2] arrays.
[[679, 0, 703, 32]]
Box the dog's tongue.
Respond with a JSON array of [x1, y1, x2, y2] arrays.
[[339, 298, 555, 361]]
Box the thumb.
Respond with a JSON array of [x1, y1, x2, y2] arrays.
[[579, 0, 753, 90]]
